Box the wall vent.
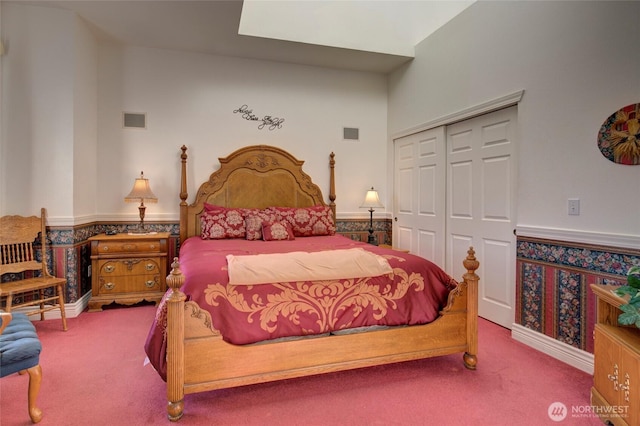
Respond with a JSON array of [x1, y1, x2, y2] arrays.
[[123, 112, 146, 129], [343, 127, 359, 141]]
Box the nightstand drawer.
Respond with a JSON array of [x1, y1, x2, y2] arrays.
[[97, 274, 162, 294], [97, 259, 161, 276], [95, 240, 163, 254]]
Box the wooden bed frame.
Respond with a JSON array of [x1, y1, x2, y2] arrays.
[[164, 145, 479, 421]]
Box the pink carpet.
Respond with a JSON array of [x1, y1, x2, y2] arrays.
[[1, 305, 601, 425]]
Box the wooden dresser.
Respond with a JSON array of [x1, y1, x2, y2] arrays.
[[88, 233, 169, 312], [590, 284, 639, 426]]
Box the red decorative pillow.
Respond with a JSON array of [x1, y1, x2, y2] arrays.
[[244, 209, 278, 241], [203, 202, 223, 211], [262, 221, 295, 241], [200, 208, 246, 239], [269, 206, 336, 237]]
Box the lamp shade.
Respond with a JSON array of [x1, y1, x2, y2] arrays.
[[360, 187, 384, 209], [124, 172, 158, 203]]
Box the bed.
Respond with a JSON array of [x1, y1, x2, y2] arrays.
[[144, 145, 479, 421]]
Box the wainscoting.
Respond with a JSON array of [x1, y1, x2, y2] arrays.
[[515, 234, 639, 373], [336, 218, 393, 246]]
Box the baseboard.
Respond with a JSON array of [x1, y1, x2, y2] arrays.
[[12, 292, 91, 320], [511, 323, 594, 375]]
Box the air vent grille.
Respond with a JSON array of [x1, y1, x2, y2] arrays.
[[123, 112, 146, 129], [343, 127, 359, 141]]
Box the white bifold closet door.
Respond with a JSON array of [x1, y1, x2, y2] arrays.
[[394, 106, 517, 329]]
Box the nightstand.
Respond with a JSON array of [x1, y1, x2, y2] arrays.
[[88, 232, 169, 312], [379, 244, 410, 253]]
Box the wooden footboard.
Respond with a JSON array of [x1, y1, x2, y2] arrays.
[[164, 248, 479, 421]]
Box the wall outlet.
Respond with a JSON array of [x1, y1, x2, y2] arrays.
[[568, 198, 580, 215]]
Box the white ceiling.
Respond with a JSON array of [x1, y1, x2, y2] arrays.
[[18, 0, 474, 74]]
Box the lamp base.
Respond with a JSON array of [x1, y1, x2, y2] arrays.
[[128, 221, 152, 235], [367, 232, 377, 245], [366, 208, 378, 245]]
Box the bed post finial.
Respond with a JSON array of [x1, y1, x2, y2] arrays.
[[329, 152, 336, 222], [179, 146, 188, 244], [463, 247, 479, 276]]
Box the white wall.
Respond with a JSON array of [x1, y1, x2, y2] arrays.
[[0, 3, 3, 215], [1, 3, 98, 223], [97, 43, 388, 222], [388, 1, 640, 243], [1, 2, 388, 225], [73, 16, 98, 223]]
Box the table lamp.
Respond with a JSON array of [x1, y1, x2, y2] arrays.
[[124, 171, 157, 233], [360, 187, 384, 245]]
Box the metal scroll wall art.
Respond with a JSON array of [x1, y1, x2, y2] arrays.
[[233, 105, 285, 131], [597, 103, 640, 165]]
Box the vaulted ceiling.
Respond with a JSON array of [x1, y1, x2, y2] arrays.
[[19, 0, 474, 73]]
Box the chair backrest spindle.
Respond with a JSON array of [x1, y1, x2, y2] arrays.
[[0, 209, 47, 276]]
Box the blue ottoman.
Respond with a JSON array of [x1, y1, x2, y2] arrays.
[[0, 312, 43, 423]]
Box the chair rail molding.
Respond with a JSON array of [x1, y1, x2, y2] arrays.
[[516, 225, 640, 251]]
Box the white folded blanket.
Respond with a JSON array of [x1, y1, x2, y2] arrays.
[[227, 248, 393, 285]]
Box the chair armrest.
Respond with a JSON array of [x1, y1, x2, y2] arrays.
[[0, 312, 13, 335]]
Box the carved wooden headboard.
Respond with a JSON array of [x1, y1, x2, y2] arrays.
[[179, 145, 336, 243]]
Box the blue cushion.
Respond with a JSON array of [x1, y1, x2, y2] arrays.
[[0, 313, 41, 377]]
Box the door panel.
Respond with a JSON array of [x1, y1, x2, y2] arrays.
[[447, 107, 517, 328], [393, 127, 446, 267], [450, 161, 473, 218]]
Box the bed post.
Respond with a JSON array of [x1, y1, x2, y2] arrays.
[[166, 258, 186, 421], [462, 247, 479, 370], [179, 146, 189, 244], [329, 152, 336, 222]]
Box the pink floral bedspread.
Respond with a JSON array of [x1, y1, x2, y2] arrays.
[[144, 235, 457, 380]]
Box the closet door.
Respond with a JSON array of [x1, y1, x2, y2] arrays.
[[393, 106, 517, 328], [393, 127, 446, 268], [446, 106, 517, 328]]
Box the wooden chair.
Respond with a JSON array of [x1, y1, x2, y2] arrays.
[[0, 312, 44, 423], [0, 208, 67, 331]]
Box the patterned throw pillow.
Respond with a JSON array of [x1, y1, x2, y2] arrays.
[[261, 221, 295, 241], [200, 208, 246, 239], [244, 209, 277, 241], [269, 206, 336, 237]]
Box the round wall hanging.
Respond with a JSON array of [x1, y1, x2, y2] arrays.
[[597, 103, 640, 165]]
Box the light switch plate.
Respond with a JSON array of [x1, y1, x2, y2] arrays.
[[568, 199, 580, 215]]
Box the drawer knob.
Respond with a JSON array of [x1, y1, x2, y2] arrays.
[[104, 265, 115, 273], [145, 263, 156, 271], [150, 244, 156, 249], [104, 282, 115, 290], [145, 280, 156, 288], [102, 246, 109, 251]]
